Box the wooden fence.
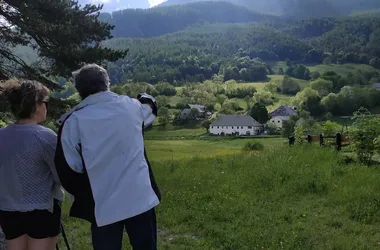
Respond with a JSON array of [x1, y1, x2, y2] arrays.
[[288, 133, 350, 151]]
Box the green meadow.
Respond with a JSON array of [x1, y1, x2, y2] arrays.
[[59, 138, 380, 250], [144, 137, 286, 160]]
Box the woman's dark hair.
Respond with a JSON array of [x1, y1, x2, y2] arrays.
[[1, 79, 50, 119]]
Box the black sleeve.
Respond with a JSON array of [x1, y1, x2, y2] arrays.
[[54, 115, 86, 196]]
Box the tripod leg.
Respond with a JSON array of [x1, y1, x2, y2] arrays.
[[61, 222, 71, 250]]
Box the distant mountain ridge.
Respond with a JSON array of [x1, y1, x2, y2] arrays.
[[96, 0, 380, 39], [158, 0, 380, 18], [77, 0, 380, 18], [99, 1, 279, 38], [157, 0, 282, 15]]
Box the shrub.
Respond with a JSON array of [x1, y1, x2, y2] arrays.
[[280, 76, 301, 95], [0, 119, 6, 128], [242, 141, 264, 151], [294, 125, 306, 145], [350, 108, 380, 165], [155, 82, 177, 96], [311, 71, 321, 80]]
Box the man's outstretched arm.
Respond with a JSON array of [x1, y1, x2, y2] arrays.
[[135, 93, 158, 127]]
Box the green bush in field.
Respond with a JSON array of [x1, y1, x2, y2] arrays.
[[0, 119, 6, 128], [350, 107, 380, 165], [242, 141, 264, 151], [294, 125, 306, 145], [322, 120, 341, 136]]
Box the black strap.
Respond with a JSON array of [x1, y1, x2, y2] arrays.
[[56, 221, 70, 250]]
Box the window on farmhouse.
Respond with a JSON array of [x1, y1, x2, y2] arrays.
[[248, 126, 252, 129]]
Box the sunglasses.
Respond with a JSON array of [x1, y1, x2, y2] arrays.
[[41, 100, 49, 109]]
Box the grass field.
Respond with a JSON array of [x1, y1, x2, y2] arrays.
[[144, 137, 286, 160], [144, 125, 206, 139], [59, 145, 380, 250]]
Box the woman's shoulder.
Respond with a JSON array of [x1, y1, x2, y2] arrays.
[[35, 124, 56, 134], [34, 125, 57, 140]]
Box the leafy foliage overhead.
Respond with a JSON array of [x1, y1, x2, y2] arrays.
[[0, 0, 128, 89]]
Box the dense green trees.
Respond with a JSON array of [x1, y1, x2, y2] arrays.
[[250, 103, 269, 124], [280, 76, 301, 95], [310, 79, 334, 97], [102, 23, 309, 84], [98, 12, 380, 85], [155, 82, 177, 96], [100, 2, 277, 38], [289, 68, 380, 117], [285, 63, 311, 80], [350, 108, 380, 165], [158, 107, 171, 126], [321, 86, 380, 116], [309, 16, 380, 64]]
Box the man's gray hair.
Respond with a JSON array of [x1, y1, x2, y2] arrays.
[[73, 64, 110, 99]]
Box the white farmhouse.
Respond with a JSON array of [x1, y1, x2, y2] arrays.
[[267, 105, 297, 130], [269, 116, 289, 130], [179, 104, 211, 120], [373, 83, 380, 91], [209, 115, 263, 136]]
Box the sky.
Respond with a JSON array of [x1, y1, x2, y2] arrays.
[[148, 0, 167, 7], [90, 0, 166, 8]]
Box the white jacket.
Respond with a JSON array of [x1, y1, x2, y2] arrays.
[[54, 91, 160, 227]]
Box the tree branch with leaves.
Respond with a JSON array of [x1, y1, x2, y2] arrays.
[[0, 0, 128, 89]]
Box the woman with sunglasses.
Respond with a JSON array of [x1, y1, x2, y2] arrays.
[[0, 80, 64, 250]]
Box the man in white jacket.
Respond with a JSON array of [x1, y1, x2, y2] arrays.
[[54, 64, 161, 250]]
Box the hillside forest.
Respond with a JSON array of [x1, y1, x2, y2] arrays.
[[3, 1, 380, 133]]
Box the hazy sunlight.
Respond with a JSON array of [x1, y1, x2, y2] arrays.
[[148, 0, 166, 7]]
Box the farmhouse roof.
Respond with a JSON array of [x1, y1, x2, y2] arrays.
[[275, 116, 290, 121], [270, 105, 297, 117], [188, 104, 206, 112], [373, 83, 380, 88], [211, 115, 261, 126]]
